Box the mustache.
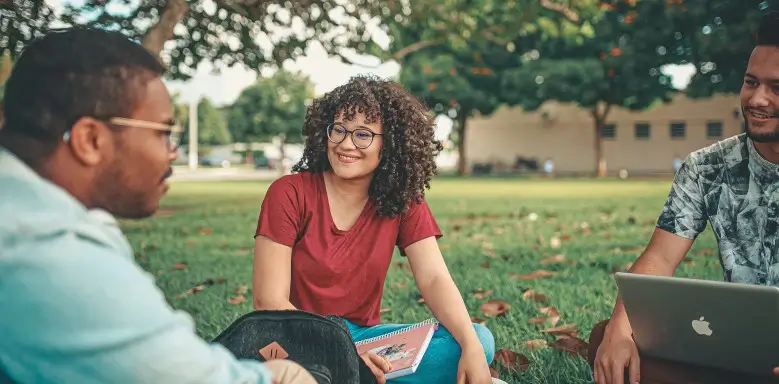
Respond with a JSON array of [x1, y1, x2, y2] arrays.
[[745, 107, 779, 118]]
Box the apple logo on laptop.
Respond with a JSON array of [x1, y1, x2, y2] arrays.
[[691, 316, 713, 336]]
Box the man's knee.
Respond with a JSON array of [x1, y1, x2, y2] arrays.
[[587, 319, 611, 368]]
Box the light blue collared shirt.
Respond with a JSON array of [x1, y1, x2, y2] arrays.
[[0, 146, 274, 383]]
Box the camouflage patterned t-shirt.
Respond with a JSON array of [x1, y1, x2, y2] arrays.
[[657, 133, 779, 286]]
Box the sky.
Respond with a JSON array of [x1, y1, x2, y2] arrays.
[[46, 0, 697, 139]]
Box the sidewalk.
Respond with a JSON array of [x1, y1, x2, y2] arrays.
[[169, 166, 280, 181]]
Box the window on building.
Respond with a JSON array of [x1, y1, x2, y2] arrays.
[[601, 123, 616, 139], [670, 122, 686, 139], [634, 122, 650, 139], [706, 121, 723, 139]]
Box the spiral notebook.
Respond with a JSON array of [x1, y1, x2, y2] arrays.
[[354, 318, 438, 379]]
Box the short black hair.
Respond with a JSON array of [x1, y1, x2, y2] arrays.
[[757, 11, 779, 46], [0, 27, 165, 166]]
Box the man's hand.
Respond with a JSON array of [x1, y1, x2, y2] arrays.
[[593, 327, 640, 384], [359, 351, 391, 384]]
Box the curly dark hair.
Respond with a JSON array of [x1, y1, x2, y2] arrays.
[[292, 75, 443, 219]]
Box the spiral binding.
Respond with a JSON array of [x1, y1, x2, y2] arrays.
[[354, 318, 439, 346]]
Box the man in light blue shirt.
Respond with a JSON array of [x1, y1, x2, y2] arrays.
[[0, 27, 315, 384]]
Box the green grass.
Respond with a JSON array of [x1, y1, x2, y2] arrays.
[[120, 177, 722, 383]]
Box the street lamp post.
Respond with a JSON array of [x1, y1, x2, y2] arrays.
[[188, 98, 198, 170]]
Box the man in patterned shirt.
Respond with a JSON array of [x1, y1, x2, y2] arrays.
[[589, 12, 779, 384]]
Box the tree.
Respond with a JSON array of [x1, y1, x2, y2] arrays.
[[227, 69, 314, 176], [1, 0, 606, 81], [0, 52, 12, 125], [499, 0, 689, 177], [667, 1, 771, 99], [395, 0, 602, 175], [179, 97, 232, 150], [0, 1, 57, 59]]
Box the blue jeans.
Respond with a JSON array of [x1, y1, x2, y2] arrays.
[[343, 319, 496, 383]]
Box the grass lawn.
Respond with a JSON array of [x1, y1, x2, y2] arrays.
[[120, 176, 723, 383]]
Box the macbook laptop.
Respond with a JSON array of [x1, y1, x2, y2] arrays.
[[614, 272, 779, 376]]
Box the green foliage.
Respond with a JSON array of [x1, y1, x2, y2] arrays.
[[178, 97, 231, 147], [0, 1, 57, 59], [500, 0, 681, 114], [197, 98, 232, 146], [227, 69, 314, 144]]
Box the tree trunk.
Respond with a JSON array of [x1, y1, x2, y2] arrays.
[[456, 113, 468, 176], [590, 103, 612, 178], [277, 133, 286, 178], [593, 118, 606, 178], [141, 0, 189, 56]]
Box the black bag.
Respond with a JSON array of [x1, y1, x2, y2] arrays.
[[212, 309, 379, 384]]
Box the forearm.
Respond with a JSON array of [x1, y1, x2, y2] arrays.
[[607, 251, 679, 335], [418, 274, 482, 351]]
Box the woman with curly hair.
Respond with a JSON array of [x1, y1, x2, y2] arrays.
[[251, 75, 499, 384]]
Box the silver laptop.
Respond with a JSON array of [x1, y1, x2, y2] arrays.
[[614, 272, 779, 376]]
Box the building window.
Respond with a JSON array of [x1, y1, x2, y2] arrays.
[[601, 123, 616, 139], [706, 121, 723, 139], [634, 122, 650, 139], [670, 122, 686, 139]]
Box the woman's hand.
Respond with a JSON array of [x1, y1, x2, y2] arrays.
[[359, 351, 392, 384], [456, 346, 493, 384]]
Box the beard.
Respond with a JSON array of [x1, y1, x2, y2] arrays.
[[743, 108, 779, 143]]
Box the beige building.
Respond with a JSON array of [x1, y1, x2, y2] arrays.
[[464, 93, 745, 176]]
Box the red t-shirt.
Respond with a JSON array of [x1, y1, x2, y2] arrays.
[[255, 172, 442, 326]]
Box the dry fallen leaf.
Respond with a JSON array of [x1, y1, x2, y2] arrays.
[[510, 270, 557, 280], [491, 349, 530, 373], [522, 289, 548, 303], [549, 335, 589, 359], [471, 317, 486, 325], [417, 297, 426, 305], [524, 339, 548, 349], [540, 254, 567, 265], [481, 242, 494, 251], [380, 308, 391, 314], [227, 295, 246, 305], [695, 248, 715, 256], [234, 249, 250, 255], [199, 227, 213, 235], [453, 224, 462, 232], [393, 282, 405, 289], [480, 299, 511, 317], [549, 237, 561, 248], [481, 260, 491, 268], [560, 234, 572, 241], [539, 323, 579, 337], [234, 285, 249, 295], [473, 288, 494, 300], [172, 263, 187, 270], [539, 306, 561, 326], [185, 240, 195, 248], [527, 317, 546, 325]]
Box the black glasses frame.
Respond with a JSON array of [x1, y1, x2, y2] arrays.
[[326, 123, 382, 149]]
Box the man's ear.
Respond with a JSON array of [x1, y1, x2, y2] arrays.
[[66, 117, 113, 166]]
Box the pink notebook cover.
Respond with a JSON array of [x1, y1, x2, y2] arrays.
[[354, 319, 438, 379]]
